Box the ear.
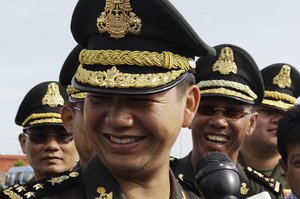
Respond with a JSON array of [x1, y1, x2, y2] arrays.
[[61, 105, 74, 134], [18, 133, 26, 154], [246, 111, 258, 136], [182, 85, 200, 128]]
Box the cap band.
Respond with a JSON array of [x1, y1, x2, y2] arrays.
[[262, 90, 296, 110], [79, 49, 195, 71], [198, 79, 257, 102], [22, 113, 62, 126]]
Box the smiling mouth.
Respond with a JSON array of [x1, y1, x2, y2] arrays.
[[110, 135, 145, 144], [205, 134, 228, 144]]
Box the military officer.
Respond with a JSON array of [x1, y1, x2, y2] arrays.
[[239, 63, 300, 197], [15, 81, 78, 181], [0, 0, 215, 198], [171, 44, 284, 199], [59, 44, 95, 168]]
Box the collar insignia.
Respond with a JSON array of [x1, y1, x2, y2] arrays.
[[97, 0, 142, 39], [273, 65, 292, 88], [95, 187, 113, 199], [213, 47, 237, 75]]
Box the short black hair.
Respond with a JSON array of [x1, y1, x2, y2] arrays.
[[277, 104, 300, 163]]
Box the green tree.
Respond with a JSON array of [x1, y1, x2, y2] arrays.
[[14, 159, 25, 167]]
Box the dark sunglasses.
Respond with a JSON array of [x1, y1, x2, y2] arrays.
[[23, 131, 73, 144], [198, 105, 251, 119]]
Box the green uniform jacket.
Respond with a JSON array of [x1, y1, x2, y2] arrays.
[[170, 152, 284, 199], [0, 156, 199, 199]]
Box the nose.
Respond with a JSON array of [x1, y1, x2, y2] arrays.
[[104, 102, 134, 130], [43, 136, 60, 151], [208, 111, 228, 129], [270, 113, 282, 124]]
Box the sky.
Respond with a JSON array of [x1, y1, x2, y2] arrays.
[[1, 0, 300, 158]]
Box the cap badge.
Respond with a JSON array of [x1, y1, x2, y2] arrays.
[[273, 65, 291, 88], [213, 47, 237, 75], [42, 83, 64, 107], [97, 0, 142, 39]]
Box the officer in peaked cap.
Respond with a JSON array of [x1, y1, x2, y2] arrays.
[[0, 0, 215, 198], [171, 44, 283, 199], [14, 81, 78, 182], [240, 63, 300, 198], [59, 45, 95, 168]]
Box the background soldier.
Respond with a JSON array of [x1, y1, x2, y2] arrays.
[[59, 44, 95, 168], [15, 81, 78, 181], [171, 44, 283, 199], [239, 63, 300, 197]]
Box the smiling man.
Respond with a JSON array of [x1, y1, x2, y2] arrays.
[[0, 0, 215, 198], [239, 63, 300, 197], [15, 81, 78, 181], [171, 44, 284, 199]]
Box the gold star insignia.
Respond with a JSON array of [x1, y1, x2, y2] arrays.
[[33, 183, 44, 190]]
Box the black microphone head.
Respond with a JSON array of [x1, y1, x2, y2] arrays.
[[195, 151, 240, 199]]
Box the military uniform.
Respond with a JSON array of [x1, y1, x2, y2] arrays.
[[171, 153, 284, 199], [0, 156, 200, 199]]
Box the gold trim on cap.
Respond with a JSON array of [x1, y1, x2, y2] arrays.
[[75, 65, 185, 88], [97, 0, 142, 39], [42, 83, 64, 107], [273, 65, 292, 88], [66, 85, 86, 100], [198, 79, 257, 101], [213, 47, 237, 75], [262, 90, 296, 110], [22, 113, 61, 126], [79, 49, 195, 71]]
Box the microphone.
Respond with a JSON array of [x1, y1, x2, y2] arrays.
[[195, 151, 240, 199]]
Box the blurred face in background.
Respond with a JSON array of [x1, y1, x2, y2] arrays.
[[19, 125, 78, 180]]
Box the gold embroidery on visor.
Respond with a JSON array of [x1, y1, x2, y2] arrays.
[[79, 49, 195, 71], [75, 65, 185, 88], [22, 113, 61, 126], [198, 80, 257, 101]]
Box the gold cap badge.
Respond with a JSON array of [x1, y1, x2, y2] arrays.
[[213, 47, 237, 75], [97, 0, 142, 39], [273, 65, 292, 88], [42, 83, 64, 107]]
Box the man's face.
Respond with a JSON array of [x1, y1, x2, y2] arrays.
[[280, 143, 300, 198], [83, 86, 194, 177], [190, 97, 257, 163], [19, 125, 78, 180], [247, 105, 283, 148], [71, 102, 95, 165]]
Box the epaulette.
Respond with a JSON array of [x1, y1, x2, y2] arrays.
[[1, 170, 81, 199], [245, 166, 282, 195]]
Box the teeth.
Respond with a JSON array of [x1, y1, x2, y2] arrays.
[[110, 136, 136, 144], [206, 134, 228, 142]]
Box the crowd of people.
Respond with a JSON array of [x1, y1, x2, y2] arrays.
[[1, 0, 300, 198]]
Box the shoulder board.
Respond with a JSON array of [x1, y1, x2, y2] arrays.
[[1, 170, 81, 199], [245, 166, 282, 195]]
